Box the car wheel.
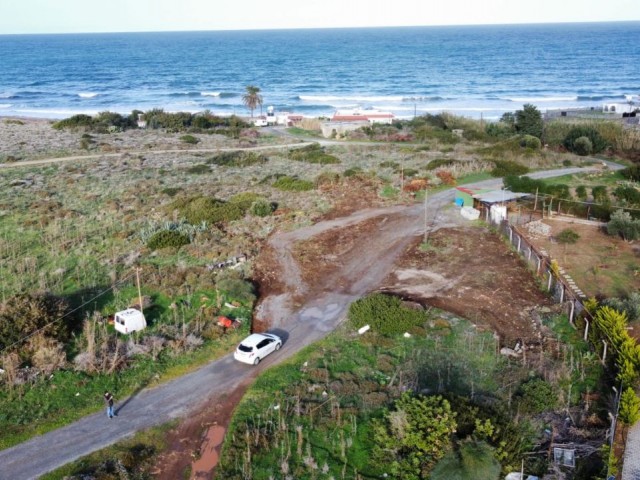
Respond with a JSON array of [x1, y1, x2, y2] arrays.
[[275, 343, 281, 351], [253, 357, 261, 365]]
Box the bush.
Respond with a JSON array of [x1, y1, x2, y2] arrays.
[[620, 165, 640, 182], [619, 387, 640, 426], [52, 114, 95, 130], [575, 185, 587, 200], [614, 186, 640, 206], [516, 378, 557, 413], [520, 135, 542, 150], [180, 134, 200, 145], [0, 293, 70, 353], [161, 187, 182, 197], [146, 230, 191, 250], [206, 151, 268, 167], [556, 228, 580, 244], [592, 185, 609, 203], [344, 167, 364, 177], [288, 144, 341, 164], [426, 158, 458, 170], [573, 136, 593, 156], [186, 164, 210, 174], [490, 160, 529, 177], [272, 176, 314, 192], [563, 126, 608, 154], [348, 293, 428, 335], [250, 200, 275, 217]]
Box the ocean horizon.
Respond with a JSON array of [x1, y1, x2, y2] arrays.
[[1, 21, 639, 120]]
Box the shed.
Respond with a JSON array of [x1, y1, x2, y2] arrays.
[[114, 308, 147, 334]]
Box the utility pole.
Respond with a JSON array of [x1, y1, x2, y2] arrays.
[[423, 189, 429, 243], [136, 267, 144, 316]]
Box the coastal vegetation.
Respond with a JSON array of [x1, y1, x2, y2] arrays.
[[1, 108, 639, 477]]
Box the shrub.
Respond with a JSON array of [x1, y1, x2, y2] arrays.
[[186, 164, 210, 174], [520, 135, 542, 150], [575, 185, 587, 200], [592, 185, 609, 203], [348, 293, 428, 335], [614, 186, 640, 206], [425, 158, 458, 171], [161, 187, 182, 197], [288, 144, 341, 164], [207, 151, 268, 167], [215, 270, 256, 304], [490, 160, 529, 177], [272, 176, 314, 192], [563, 126, 608, 154], [250, 200, 275, 217], [315, 171, 340, 187], [52, 114, 94, 130], [180, 134, 200, 145], [556, 228, 580, 244], [436, 170, 457, 186], [573, 136, 593, 156], [344, 167, 364, 177], [546, 183, 572, 200], [372, 393, 456, 478], [0, 293, 70, 353], [146, 230, 190, 250], [228, 192, 262, 210], [619, 387, 640, 426], [620, 165, 640, 182], [380, 161, 400, 169], [516, 378, 557, 413]]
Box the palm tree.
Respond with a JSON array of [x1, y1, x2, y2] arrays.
[[242, 85, 263, 118]]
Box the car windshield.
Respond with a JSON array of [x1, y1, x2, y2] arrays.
[[238, 344, 253, 353]]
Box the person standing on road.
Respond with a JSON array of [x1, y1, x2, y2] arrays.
[[104, 391, 115, 418]]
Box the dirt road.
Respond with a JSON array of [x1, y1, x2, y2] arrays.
[[0, 165, 613, 479]]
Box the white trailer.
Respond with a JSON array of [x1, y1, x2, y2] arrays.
[[113, 308, 147, 334]]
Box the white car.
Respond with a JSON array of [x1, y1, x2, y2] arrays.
[[233, 333, 282, 365]]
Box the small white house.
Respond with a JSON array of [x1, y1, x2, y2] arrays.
[[114, 308, 147, 334]]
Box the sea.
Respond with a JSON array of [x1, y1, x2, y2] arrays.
[[0, 22, 639, 121]]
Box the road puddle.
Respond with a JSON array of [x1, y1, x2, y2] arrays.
[[190, 424, 226, 479]]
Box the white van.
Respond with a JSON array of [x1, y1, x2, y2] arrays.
[[113, 308, 147, 334]]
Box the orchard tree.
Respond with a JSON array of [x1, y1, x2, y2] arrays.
[[515, 104, 543, 139]]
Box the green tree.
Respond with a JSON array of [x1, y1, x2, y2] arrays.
[[515, 104, 543, 139], [619, 387, 640, 426], [242, 85, 263, 118], [372, 393, 457, 479], [608, 209, 640, 241]]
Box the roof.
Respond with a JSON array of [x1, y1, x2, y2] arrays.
[[331, 109, 395, 122], [473, 190, 529, 204], [239, 333, 277, 347]]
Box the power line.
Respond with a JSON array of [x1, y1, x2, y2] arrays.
[[0, 271, 137, 356]]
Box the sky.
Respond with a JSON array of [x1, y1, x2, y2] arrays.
[[0, 0, 639, 34]]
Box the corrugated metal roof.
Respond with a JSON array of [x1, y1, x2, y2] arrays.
[[473, 190, 529, 203]]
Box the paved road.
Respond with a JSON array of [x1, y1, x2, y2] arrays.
[[622, 420, 640, 479], [0, 162, 623, 479]]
